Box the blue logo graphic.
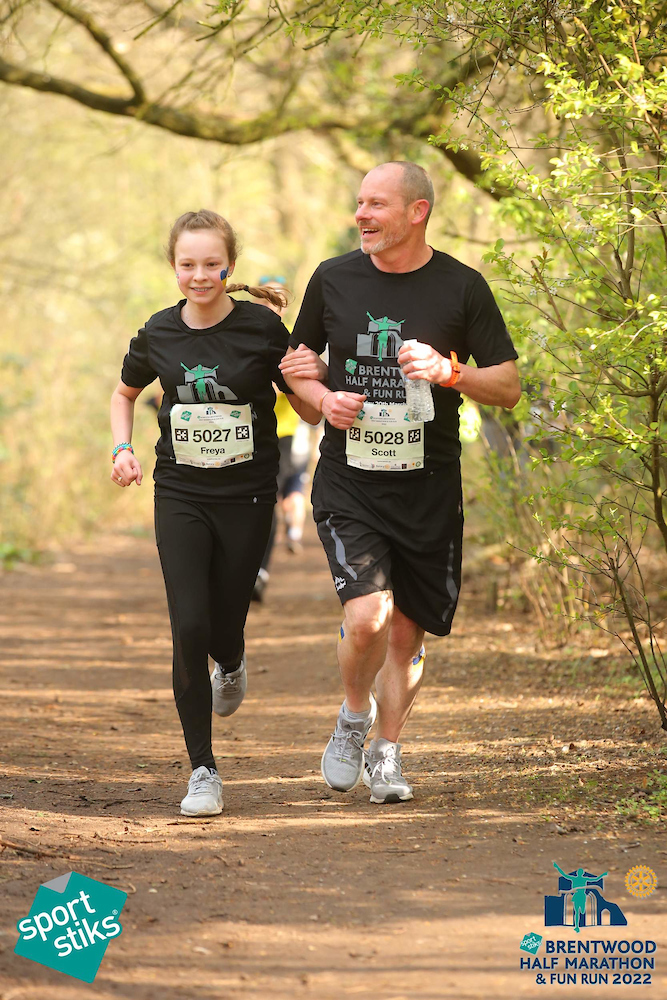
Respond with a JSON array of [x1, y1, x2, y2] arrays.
[[545, 863, 627, 933], [15, 871, 127, 983], [520, 932, 543, 955]]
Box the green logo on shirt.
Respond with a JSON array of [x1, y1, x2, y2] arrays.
[[357, 314, 405, 362], [177, 363, 238, 405]]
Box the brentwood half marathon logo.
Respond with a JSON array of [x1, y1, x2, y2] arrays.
[[15, 871, 127, 983], [518, 862, 658, 988], [344, 313, 407, 402]]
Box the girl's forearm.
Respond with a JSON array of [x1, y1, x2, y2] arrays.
[[287, 393, 322, 426], [110, 391, 136, 445]]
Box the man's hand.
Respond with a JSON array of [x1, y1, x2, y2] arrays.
[[111, 451, 143, 488], [279, 344, 328, 381], [321, 390, 366, 429], [397, 340, 451, 384]]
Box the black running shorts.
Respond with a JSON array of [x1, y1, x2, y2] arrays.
[[311, 462, 463, 636]]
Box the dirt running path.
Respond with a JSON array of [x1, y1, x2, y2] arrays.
[[0, 523, 665, 999]]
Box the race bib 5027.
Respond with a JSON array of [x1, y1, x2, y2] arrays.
[[170, 403, 254, 469]]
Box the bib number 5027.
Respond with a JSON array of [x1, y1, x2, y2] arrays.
[[192, 428, 230, 443], [170, 401, 253, 468]]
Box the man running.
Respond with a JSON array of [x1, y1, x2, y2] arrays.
[[280, 161, 520, 804]]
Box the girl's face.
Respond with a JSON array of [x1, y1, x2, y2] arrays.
[[172, 230, 234, 307]]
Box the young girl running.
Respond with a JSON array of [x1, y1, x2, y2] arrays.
[[110, 210, 323, 817]]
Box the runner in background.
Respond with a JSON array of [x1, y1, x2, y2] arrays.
[[109, 211, 322, 817], [252, 277, 325, 601]]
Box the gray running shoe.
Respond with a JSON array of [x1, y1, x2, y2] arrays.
[[211, 656, 247, 717], [252, 568, 269, 602], [180, 766, 223, 816], [321, 693, 377, 792], [364, 738, 414, 804]]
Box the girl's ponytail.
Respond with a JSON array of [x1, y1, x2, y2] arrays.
[[228, 283, 290, 311]]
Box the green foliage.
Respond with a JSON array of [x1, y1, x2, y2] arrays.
[[457, 3, 667, 727], [275, 0, 667, 725], [616, 770, 667, 821], [0, 542, 40, 568]]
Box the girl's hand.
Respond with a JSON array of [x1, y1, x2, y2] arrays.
[[111, 451, 143, 488], [279, 344, 328, 381]]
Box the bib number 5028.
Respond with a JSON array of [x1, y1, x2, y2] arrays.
[[363, 430, 404, 445], [192, 428, 230, 443]]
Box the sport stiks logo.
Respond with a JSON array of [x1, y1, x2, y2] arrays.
[[15, 871, 127, 983]]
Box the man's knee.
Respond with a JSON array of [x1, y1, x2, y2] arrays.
[[390, 605, 424, 651], [343, 591, 393, 644]]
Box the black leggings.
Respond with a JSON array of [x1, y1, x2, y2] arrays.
[[155, 497, 274, 771]]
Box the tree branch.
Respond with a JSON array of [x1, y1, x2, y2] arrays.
[[135, 1, 190, 41], [438, 144, 508, 200], [46, 0, 146, 105], [0, 54, 137, 115], [0, 51, 361, 141], [0, 6, 508, 197]]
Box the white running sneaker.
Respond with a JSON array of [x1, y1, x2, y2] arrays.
[[211, 656, 247, 717], [321, 694, 377, 792], [180, 766, 223, 816], [364, 738, 414, 804]]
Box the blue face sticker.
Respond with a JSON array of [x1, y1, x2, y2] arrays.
[[220, 268, 229, 281]]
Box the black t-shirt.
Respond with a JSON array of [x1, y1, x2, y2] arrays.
[[121, 299, 291, 502], [289, 249, 518, 479]]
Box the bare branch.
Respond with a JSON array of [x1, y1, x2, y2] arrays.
[[46, 0, 146, 105], [0, 54, 137, 114], [134, 0, 188, 41], [0, 49, 360, 140]]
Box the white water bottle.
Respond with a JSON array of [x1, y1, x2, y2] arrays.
[[401, 340, 435, 422]]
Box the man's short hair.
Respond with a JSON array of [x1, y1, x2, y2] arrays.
[[383, 161, 435, 224]]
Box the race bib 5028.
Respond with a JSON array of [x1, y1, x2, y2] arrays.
[[345, 403, 424, 471]]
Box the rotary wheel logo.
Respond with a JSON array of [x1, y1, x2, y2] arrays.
[[624, 865, 657, 898]]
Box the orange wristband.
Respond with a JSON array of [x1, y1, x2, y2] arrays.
[[439, 351, 460, 389]]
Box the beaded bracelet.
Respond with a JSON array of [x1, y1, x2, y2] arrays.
[[112, 442, 134, 463]]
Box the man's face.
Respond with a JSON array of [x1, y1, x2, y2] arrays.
[[355, 167, 412, 256]]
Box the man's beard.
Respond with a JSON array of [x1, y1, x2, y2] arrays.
[[360, 228, 403, 255]]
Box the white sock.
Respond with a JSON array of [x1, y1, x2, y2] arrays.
[[342, 701, 371, 721]]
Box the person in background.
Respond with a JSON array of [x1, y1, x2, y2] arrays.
[[252, 276, 325, 601]]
